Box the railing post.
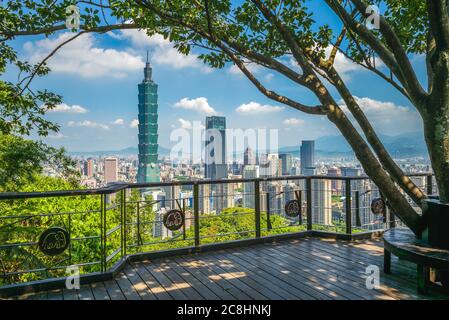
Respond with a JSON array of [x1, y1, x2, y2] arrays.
[[193, 183, 200, 247], [121, 189, 126, 257], [306, 177, 312, 231], [266, 192, 272, 230], [255, 180, 261, 238], [427, 174, 433, 195], [355, 190, 361, 228], [101, 193, 107, 272], [295, 190, 302, 225], [345, 179, 352, 235]]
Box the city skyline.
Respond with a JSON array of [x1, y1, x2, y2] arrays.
[[6, 26, 426, 153]]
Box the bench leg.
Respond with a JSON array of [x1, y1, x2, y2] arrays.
[[417, 265, 430, 294], [384, 249, 391, 274]]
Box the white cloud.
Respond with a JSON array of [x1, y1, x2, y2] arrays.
[[45, 103, 88, 114], [47, 132, 67, 139], [174, 97, 217, 115], [111, 118, 125, 125], [24, 32, 144, 78], [227, 62, 261, 76], [339, 96, 422, 135], [110, 30, 212, 73], [264, 73, 275, 82], [130, 119, 139, 128], [283, 118, 304, 126], [68, 120, 109, 130], [236, 102, 284, 115], [177, 118, 192, 129]]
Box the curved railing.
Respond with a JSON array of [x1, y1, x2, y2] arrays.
[[0, 173, 435, 295]]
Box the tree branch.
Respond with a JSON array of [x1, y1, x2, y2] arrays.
[[350, 0, 428, 104], [426, 0, 449, 49]]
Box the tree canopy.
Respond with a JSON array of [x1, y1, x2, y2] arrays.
[[2, 1, 449, 236]]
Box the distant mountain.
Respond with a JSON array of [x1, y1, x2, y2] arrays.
[[69, 146, 171, 157], [69, 132, 429, 159], [280, 131, 428, 158]]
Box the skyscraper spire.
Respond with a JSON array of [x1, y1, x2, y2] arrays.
[[144, 50, 152, 82], [137, 52, 160, 184]]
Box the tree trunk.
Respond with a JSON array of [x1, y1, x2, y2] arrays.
[[425, 49, 449, 203]]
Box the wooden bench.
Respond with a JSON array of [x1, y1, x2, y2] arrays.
[[383, 228, 449, 293]]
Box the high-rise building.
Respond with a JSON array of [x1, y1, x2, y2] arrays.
[[83, 158, 94, 177], [137, 53, 160, 183], [300, 140, 315, 175], [260, 153, 279, 177], [311, 179, 333, 225], [104, 157, 118, 184], [327, 166, 342, 194], [244, 147, 256, 166], [267, 182, 282, 214], [243, 165, 259, 209], [205, 116, 227, 180], [279, 153, 293, 176]]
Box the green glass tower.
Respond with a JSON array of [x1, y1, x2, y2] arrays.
[[137, 53, 160, 183]]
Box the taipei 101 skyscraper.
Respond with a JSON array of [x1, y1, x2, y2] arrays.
[[137, 52, 160, 183]]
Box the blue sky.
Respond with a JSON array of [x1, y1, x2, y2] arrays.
[[5, 3, 426, 152]]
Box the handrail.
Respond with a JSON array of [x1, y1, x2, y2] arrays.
[[0, 173, 434, 200]]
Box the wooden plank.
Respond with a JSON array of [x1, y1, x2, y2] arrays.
[[122, 265, 157, 300], [165, 259, 221, 300], [141, 260, 190, 300], [220, 246, 336, 300], [300, 239, 424, 298], [173, 256, 236, 300], [181, 253, 260, 300], [185, 253, 266, 299], [260, 242, 379, 300], [16, 292, 39, 300], [237, 245, 346, 300], [103, 279, 126, 300], [115, 272, 142, 300], [214, 249, 306, 299], [90, 282, 110, 300], [47, 288, 63, 300], [77, 285, 95, 300], [286, 239, 424, 299], [62, 288, 79, 300], [131, 261, 172, 300], [153, 259, 204, 300], [28, 291, 48, 300]]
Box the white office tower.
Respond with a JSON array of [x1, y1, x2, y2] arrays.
[[198, 183, 211, 214], [153, 208, 173, 239], [267, 182, 282, 214], [212, 184, 234, 214], [259, 154, 279, 177], [311, 179, 333, 226], [243, 165, 260, 209], [161, 185, 181, 210]]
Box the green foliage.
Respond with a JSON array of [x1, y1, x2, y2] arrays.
[[0, 134, 79, 191]]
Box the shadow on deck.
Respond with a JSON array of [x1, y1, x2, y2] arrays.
[[12, 237, 449, 300]]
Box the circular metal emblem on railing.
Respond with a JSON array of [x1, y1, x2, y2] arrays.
[[371, 198, 386, 216], [38, 227, 70, 256], [285, 200, 301, 217], [163, 209, 184, 231]]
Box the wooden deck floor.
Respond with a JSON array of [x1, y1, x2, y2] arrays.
[[12, 237, 449, 300]]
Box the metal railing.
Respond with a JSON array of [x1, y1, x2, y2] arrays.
[[0, 173, 435, 288]]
